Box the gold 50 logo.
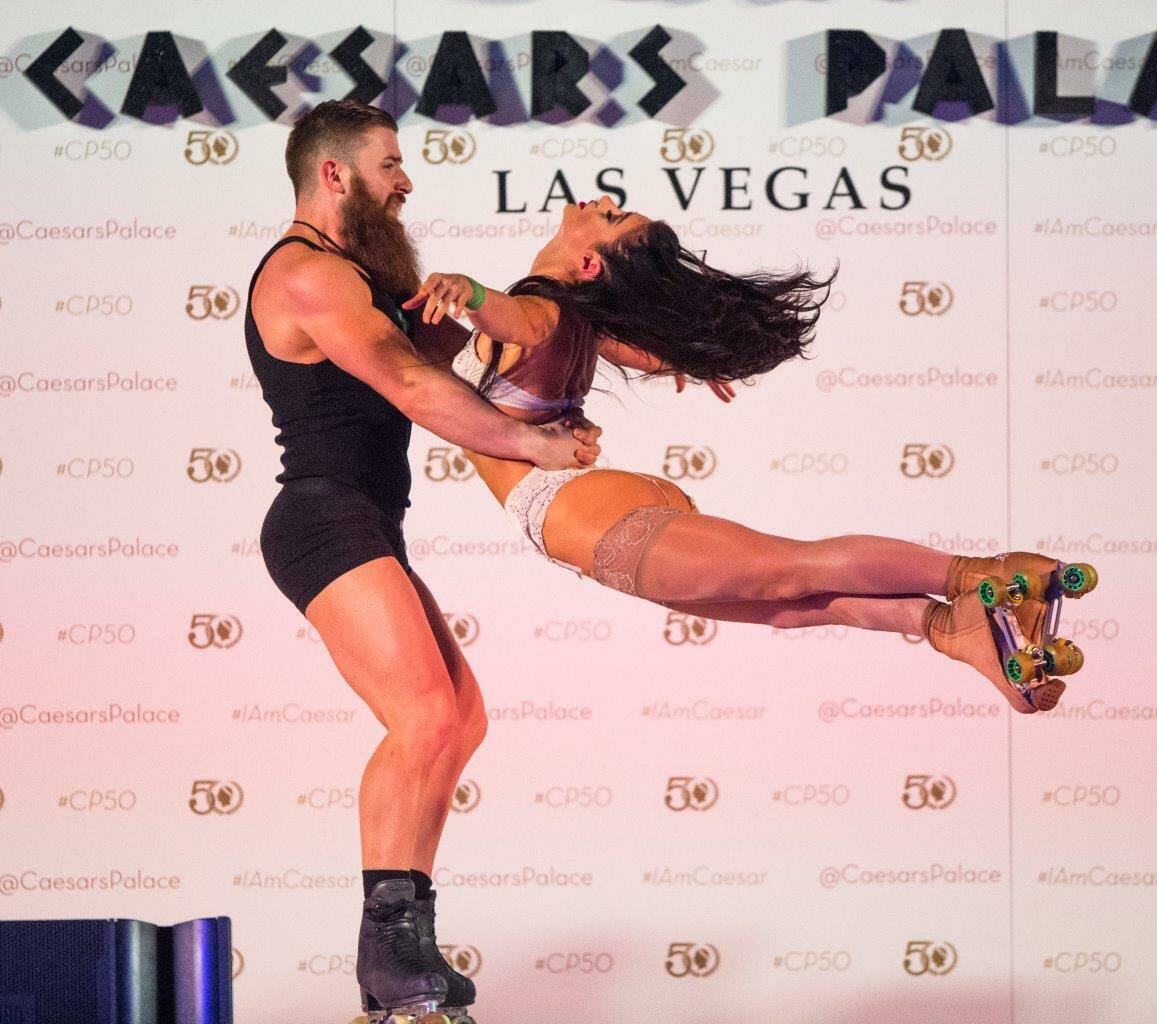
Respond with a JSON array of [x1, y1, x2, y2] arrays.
[[664, 776, 719, 812], [189, 779, 245, 816], [899, 443, 954, 479], [901, 773, 957, 810], [422, 128, 476, 165], [451, 779, 482, 814], [186, 285, 240, 321], [443, 612, 480, 647], [187, 614, 243, 650], [899, 281, 954, 316], [187, 447, 242, 483], [903, 939, 957, 977], [660, 128, 715, 163], [231, 947, 245, 979], [663, 611, 717, 646], [437, 944, 482, 978], [424, 446, 476, 482], [898, 126, 953, 162], [184, 129, 239, 166], [664, 942, 720, 978], [662, 444, 716, 480]]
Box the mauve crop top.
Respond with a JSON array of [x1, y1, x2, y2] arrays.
[[451, 303, 599, 418]]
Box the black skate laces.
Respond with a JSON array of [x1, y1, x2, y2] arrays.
[[364, 898, 429, 973]]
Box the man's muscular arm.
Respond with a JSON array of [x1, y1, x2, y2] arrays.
[[410, 315, 471, 365], [285, 255, 597, 468]]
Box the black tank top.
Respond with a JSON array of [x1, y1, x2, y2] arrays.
[[245, 236, 413, 514]]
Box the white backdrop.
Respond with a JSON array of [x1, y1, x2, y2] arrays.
[[1, 2, 1154, 1022]]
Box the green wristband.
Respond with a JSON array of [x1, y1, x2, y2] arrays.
[[465, 276, 487, 310]]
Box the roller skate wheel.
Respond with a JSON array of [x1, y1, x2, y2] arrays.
[[1061, 562, 1097, 597], [1044, 641, 1082, 675], [1011, 570, 1042, 602], [978, 576, 1007, 608], [1004, 651, 1037, 684]]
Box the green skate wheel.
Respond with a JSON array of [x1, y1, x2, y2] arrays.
[[1061, 563, 1097, 596], [978, 576, 1007, 608], [1005, 651, 1037, 684]]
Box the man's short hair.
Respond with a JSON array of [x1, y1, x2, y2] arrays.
[[285, 99, 399, 199]]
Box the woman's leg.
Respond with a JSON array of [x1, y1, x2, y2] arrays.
[[663, 591, 934, 636], [540, 469, 953, 604], [638, 515, 954, 604]]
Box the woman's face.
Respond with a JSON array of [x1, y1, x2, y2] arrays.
[[555, 195, 650, 277]]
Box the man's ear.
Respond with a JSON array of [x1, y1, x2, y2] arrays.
[[321, 159, 347, 195], [577, 250, 604, 282]]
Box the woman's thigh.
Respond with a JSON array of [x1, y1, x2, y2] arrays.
[[304, 556, 457, 731], [540, 469, 696, 574]]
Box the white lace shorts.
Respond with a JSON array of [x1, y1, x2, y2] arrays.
[[503, 467, 699, 582], [503, 467, 594, 576]]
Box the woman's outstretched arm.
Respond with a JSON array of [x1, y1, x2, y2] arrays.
[[598, 337, 736, 402], [598, 336, 668, 372], [402, 272, 560, 348]]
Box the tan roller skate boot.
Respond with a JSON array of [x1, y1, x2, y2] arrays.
[[946, 554, 1098, 673], [921, 591, 1066, 714]]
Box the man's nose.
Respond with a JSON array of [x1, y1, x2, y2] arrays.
[[398, 172, 413, 194]]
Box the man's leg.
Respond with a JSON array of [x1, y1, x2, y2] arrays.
[[406, 571, 488, 875], [305, 557, 463, 871]]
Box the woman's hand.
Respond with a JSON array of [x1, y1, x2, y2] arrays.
[[402, 273, 475, 325], [673, 373, 736, 403]]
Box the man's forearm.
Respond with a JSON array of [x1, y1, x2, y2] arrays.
[[390, 362, 539, 461]]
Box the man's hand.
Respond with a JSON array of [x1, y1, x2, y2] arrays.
[[529, 419, 601, 471], [402, 273, 474, 325], [563, 413, 603, 456], [673, 373, 736, 403]]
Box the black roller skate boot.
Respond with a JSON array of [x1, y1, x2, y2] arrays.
[[414, 890, 477, 1024], [357, 877, 449, 1023]]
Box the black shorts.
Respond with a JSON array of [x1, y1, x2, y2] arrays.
[[260, 478, 411, 616]]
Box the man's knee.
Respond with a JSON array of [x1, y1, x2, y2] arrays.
[[389, 687, 463, 763], [450, 671, 488, 759], [461, 699, 488, 757]]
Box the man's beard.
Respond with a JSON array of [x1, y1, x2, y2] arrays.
[[340, 173, 423, 298]]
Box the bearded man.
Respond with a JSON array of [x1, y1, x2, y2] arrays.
[[243, 99, 600, 1023]]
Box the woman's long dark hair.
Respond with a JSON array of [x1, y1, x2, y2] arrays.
[[502, 220, 837, 383]]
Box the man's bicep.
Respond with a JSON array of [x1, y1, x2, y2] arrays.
[[290, 266, 417, 389]]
